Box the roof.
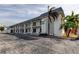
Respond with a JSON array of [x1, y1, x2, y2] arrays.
[[9, 7, 64, 28]]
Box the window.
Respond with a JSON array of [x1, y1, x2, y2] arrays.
[[26, 29, 27, 32], [11, 30, 13, 33], [33, 22, 36, 26], [33, 28, 36, 33]]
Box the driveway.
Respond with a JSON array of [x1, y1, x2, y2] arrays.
[[0, 33, 79, 54]]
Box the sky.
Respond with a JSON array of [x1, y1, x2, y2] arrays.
[[0, 4, 79, 26]]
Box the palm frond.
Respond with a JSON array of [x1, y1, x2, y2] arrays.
[[49, 11, 59, 21]]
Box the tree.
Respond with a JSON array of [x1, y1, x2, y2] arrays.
[[48, 6, 59, 22], [0, 26, 4, 31], [48, 6, 60, 36], [48, 6, 64, 36], [60, 11, 79, 37]]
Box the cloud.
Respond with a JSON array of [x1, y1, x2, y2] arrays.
[[52, 4, 79, 16], [0, 18, 26, 26], [0, 4, 79, 26], [0, 4, 48, 26]]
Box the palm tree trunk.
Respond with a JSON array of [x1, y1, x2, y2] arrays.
[[67, 29, 71, 37]]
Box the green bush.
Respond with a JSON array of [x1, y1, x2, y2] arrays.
[[0, 26, 4, 31]]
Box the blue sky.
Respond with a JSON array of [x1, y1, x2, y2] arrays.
[[0, 4, 79, 26]]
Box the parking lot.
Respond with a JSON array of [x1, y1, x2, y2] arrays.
[[0, 33, 79, 54]]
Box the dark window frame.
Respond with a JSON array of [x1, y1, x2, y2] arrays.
[[26, 29, 27, 32], [33, 28, 36, 33], [33, 22, 36, 26]]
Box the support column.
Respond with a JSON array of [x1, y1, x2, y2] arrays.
[[24, 24, 26, 34], [30, 22, 33, 34], [19, 25, 21, 33], [14, 26, 16, 33]]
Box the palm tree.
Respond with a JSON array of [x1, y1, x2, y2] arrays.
[[60, 11, 79, 37], [48, 6, 59, 22], [48, 6, 64, 36], [48, 6, 58, 36]]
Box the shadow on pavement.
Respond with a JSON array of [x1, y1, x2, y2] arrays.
[[4, 33, 79, 41], [4, 33, 65, 41], [6, 33, 38, 40]]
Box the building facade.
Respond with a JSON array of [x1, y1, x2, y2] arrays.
[[8, 7, 64, 36]]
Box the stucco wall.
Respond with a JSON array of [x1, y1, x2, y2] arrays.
[[54, 15, 62, 36], [41, 17, 48, 34], [8, 15, 62, 37], [42, 15, 62, 36]]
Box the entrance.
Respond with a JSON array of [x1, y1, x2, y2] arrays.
[[10, 30, 13, 33]]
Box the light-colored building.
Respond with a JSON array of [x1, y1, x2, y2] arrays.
[[8, 7, 65, 37]]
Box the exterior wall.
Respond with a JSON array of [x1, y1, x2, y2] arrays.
[[8, 15, 62, 37], [6, 28, 12, 33], [54, 15, 62, 36], [9, 20, 41, 35], [35, 20, 41, 34], [9, 27, 14, 33], [19, 25, 21, 33], [41, 17, 48, 34], [41, 15, 62, 36], [26, 22, 30, 34], [31, 20, 41, 35], [30, 22, 33, 34], [36, 28, 40, 34], [49, 18, 54, 35], [24, 24, 26, 34]]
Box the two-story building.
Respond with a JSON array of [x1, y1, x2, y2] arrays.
[[8, 7, 65, 37]]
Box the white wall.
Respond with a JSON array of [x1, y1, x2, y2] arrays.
[[41, 17, 48, 34], [36, 20, 40, 26], [42, 17, 55, 35], [42, 15, 62, 36], [8, 14, 62, 37], [6, 28, 11, 33], [49, 17, 54, 35], [54, 15, 62, 36]]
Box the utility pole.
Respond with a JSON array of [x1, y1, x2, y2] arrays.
[[48, 6, 50, 36], [48, 6, 55, 37]]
